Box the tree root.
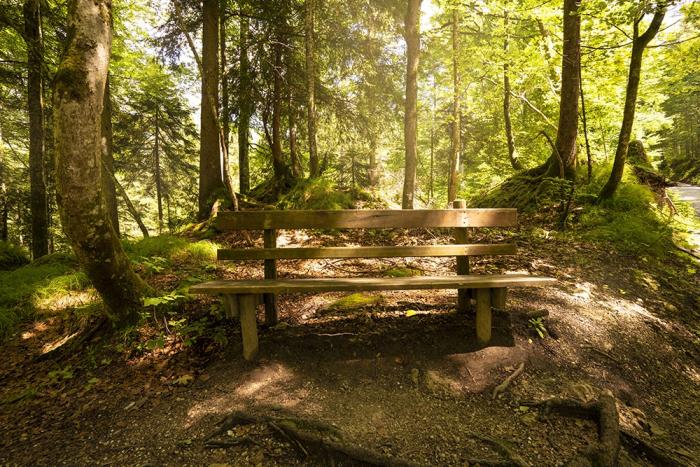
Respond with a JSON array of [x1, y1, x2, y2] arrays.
[[492, 362, 525, 399], [33, 317, 110, 362], [620, 429, 686, 466], [521, 394, 619, 466], [466, 433, 530, 467], [205, 411, 426, 466]]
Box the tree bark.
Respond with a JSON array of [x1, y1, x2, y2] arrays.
[[448, 9, 461, 203], [154, 106, 163, 233], [271, 41, 287, 184], [198, 0, 225, 219], [0, 130, 6, 241], [289, 91, 302, 177], [503, 9, 523, 171], [102, 160, 149, 238], [24, 0, 48, 258], [599, 6, 666, 199], [101, 76, 119, 236], [238, 12, 251, 194], [579, 61, 592, 183], [402, 0, 421, 210], [54, 0, 147, 326], [305, 0, 319, 177], [219, 0, 232, 196], [549, 0, 580, 179]]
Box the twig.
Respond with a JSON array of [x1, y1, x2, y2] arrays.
[[492, 362, 525, 399]]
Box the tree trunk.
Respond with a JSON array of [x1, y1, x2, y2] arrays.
[[271, 42, 287, 185], [548, 0, 580, 180], [198, 0, 224, 219], [447, 9, 461, 203], [54, 0, 146, 326], [579, 61, 592, 183], [503, 9, 523, 171], [305, 0, 319, 177], [101, 76, 119, 236], [24, 0, 48, 259], [219, 0, 232, 196], [102, 160, 150, 238], [0, 132, 6, 241], [289, 91, 302, 177], [402, 0, 421, 210], [599, 6, 666, 200], [238, 13, 251, 194], [154, 106, 163, 233], [369, 132, 378, 187]]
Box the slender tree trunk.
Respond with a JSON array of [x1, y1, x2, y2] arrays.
[[24, 0, 48, 258], [429, 76, 436, 201], [271, 42, 287, 184], [198, 0, 224, 219], [305, 0, 319, 177], [402, 0, 421, 210], [536, 18, 559, 96], [219, 0, 232, 195], [368, 132, 378, 187], [579, 62, 592, 183], [154, 107, 163, 233], [54, 0, 146, 326], [101, 76, 119, 235], [289, 92, 301, 177], [0, 132, 6, 241], [101, 160, 150, 238], [599, 6, 665, 199], [447, 9, 461, 203], [548, 0, 580, 179], [238, 13, 251, 194], [503, 9, 523, 171]]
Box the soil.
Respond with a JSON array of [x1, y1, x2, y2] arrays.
[[1, 226, 699, 466]]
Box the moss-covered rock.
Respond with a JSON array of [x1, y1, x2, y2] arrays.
[[325, 293, 384, 312]]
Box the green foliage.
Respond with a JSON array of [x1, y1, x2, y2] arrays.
[[382, 266, 423, 277], [125, 235, 219, 267], [278, 177, 354, 210], [473, 176, 573, 213], [0, 254, 84, 339], [0, 241, 29, 270], [528, 318, 546, 339], [326, 293, 383, 311]]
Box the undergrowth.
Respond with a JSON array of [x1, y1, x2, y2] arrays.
[[0, 241, 30, 270]]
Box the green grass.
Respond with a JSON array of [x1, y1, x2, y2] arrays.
[[0, 253, 85, 338], [278, 177, 354, 210]]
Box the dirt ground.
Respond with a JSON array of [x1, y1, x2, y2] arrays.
[[1, 228, 699, 466]]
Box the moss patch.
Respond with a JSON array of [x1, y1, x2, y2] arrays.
[[325, 293, 384, 312], [382, 266, 423, 278]]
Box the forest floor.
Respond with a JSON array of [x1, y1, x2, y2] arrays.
[[0, 222, 699, 466]]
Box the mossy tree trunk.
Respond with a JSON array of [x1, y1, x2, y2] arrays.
[[54, 0, 147, 327], [24, 0, 49, 259], [198, 0, 225, 219], [548, 0, 580, 180], [599, 5, 666, 200], [503, 8, 523, 171], [402, 0, 421, 210]]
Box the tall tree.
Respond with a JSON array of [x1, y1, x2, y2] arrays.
[[101, 77, 120, 235], [402, 0, 421, 209], [599, 5, 666, 199], [23, 0, 48, 258], [305, 0, 319, 177], [238, 12, 251, 194], [219, 0, 232, 195], [54, 0, 146, 326], [198, 0, 225, 219], [502, 7, 522, 171], [447, 8, 461, 203], [549, 0, 580, 179]]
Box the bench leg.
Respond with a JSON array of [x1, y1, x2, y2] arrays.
[[475, 288, 492, 344], [238, 294, 259, 360], [223, 294, 239, 319], [491, 288, 507, 309]]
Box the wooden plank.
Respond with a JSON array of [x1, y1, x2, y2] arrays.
[[475, 288, 492, 344], [238, 294, 259, 361], [492, 288, 507, 309], [215, 208, 517, 230], [453, 200, 470, 314], [263, 229, 278, 326], [217, 244, 517, 261], [190, 275, 556, 295]]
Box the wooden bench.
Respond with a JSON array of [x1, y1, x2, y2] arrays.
[[191, 205, 555, 360]]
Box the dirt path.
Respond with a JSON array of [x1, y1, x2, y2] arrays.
[[1, 230, 699, 466], [669, 183, 700, 217]]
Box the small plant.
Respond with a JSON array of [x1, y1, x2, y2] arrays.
[[528, 317, 547, 339]]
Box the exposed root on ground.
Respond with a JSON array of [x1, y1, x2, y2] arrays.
[[33, 317, 110, 362], [521, 394, 619, 466], [492, 362, 525, 400]]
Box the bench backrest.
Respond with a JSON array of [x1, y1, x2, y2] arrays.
[[214, 208, 518, 261], [215, 208, 516, 230]]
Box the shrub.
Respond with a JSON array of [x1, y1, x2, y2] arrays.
[[0, 241, 30, 270]]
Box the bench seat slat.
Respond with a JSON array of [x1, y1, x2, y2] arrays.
[[190, 275, 556, 295], [215, 209, 516, 230], [217, 244, 517, 261]]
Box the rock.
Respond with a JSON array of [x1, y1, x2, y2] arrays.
[[423, 370, 460, 396]]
